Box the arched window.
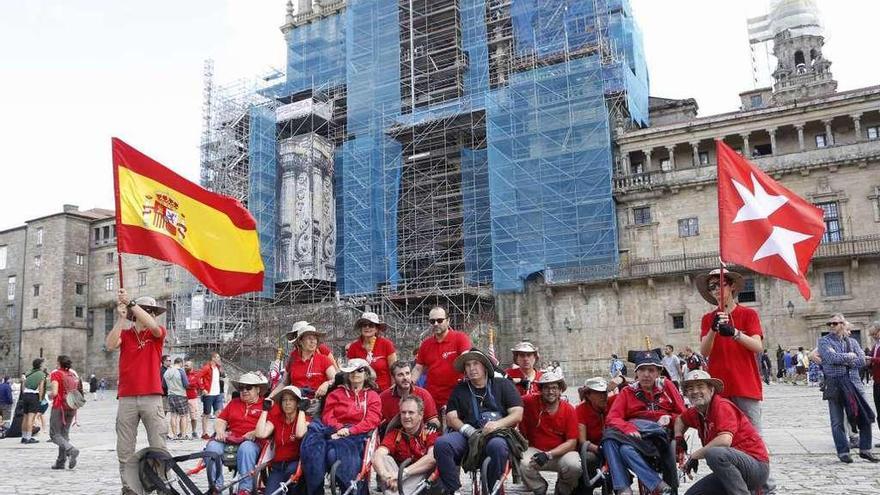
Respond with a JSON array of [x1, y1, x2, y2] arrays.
[[794, 50, 805, 66]]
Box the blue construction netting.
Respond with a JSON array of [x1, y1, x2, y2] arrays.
[[248, 105, 277, 298], [284, 12, 346, 95], [461, 147, 493, 284]]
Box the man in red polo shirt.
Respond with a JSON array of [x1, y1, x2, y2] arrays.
[[380, 361, 440, 431], [374, 395, 440, 495], [412, 307, 472, 409], [105, 288, 168, 495], [575, 377, 614, 481], [519, 372, 581, 495], [674, 370, 770, 495], [505, 342, 542, 396]]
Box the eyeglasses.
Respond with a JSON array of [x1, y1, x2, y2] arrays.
[[827, 322, 843, 327], [429, 318, 445, 324]]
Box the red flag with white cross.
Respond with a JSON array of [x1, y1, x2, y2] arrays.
[[716, 141, 826, 300]]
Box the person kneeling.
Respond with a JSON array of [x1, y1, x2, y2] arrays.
[[519, 372, 582, 495], [204, 372, 269, 495], [374, 395, 441, 495], [255, 386, 309, 495], [674, 370, 770, 495]]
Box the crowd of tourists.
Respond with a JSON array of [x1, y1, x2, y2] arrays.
[[3, 269, 880, 495]]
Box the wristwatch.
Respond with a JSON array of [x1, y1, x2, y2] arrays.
[[126, 300, 137, 309]]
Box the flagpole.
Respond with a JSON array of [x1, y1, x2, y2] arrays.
[[112, 137, 125, 290], [716, 139, 724, 314]]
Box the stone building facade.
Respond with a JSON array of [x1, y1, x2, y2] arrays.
[[496, 9, 880, 380], [0, 206, 177, 380]]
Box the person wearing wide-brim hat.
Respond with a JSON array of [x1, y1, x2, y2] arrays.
[[519, 370, 581, 495], [696, 268, 766, 441], [435, 349, 523, 495], [506, 342, 543, 396], [255, 385, 310, 495], [346, 312, 398, 391], [674, 370, 772, 493], [270, 325, 337, 401], [285, 320, 338, 367], [576, 377, 614, 481], [204, 371, 269, 493], [603, 350, 685, 494]]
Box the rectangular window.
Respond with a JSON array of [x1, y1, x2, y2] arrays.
[[824, 271, 846, 296], [817, 201, 842, 243], [631, 161, 644, 174], [75, 253, 84, 266], [671, 313, 685, 329], [33, 255, 41, 269], [868, 126, 879, 140], [137, 271, 147, 287], [750, 94, 763, 108], [33, 285, 40, 297], [7, 276, 15, 301], [102, 226, 110, 240], [678, 217, 699, 237], [32, 308, 38, 319], [35, 227, 43, 246], [698, 151, 709, 165], [75, 306, 84, 318], [815, 134, 827, 148], [5, 305, 13, 320], [164, 266, 173, 283], [106, 252, 114, 264], [738, 278, 757, 303], [75, 283, 86, 295], [104, 307, 115, 333], [104, 275, 114, 292], [660, 158, 672, 171], [94, 227, 101, 242], [753, 144, 772, 156], [0, 245, 6, 270], [633, 206, 652, 225]]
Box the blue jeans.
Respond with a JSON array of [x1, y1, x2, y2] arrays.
[[266, 460, 299, 495], [602, 438, 662, 492], [828, 398, 873, 454], [433, 432, 509, 493], [205, 439, 260, 492]]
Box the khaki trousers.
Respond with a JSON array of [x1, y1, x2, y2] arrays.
[[379, 456, 439, 495], [519, 447, 582, 495], [116, 395, 168, 490]]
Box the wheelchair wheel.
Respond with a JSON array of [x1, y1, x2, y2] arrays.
[[329, 460, 342, 495], [480, 457, 491, 495]]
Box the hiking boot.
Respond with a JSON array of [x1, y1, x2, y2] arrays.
[[51, 460, 66, 470], [839, 454, 853, 463], [859, 452, 880, 463], [67, 447, 80, 469]]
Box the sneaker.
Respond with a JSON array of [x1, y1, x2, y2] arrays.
[[859, 452, 879, 463], [68, 447, 80, 469], [51, 461, 66, 470], [26, 437, 39, 444], [192, 432, 198, 439], [839, 454, 853, 463]]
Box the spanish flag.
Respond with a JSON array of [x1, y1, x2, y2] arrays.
[[112, 138, 264, 296]]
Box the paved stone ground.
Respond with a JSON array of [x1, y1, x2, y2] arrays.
[[1, 383, 878, 494]]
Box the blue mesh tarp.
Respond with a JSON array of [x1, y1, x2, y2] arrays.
[[248, 105, 277, 298], [284, 12, 346, 95], [461, 148, 493, 284]]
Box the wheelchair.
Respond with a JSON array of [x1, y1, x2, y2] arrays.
[[580, 442, 613, 495], [593, 437, 679, 495], [395, 459, 440, 495], [328, 429, 381, 495], [180, 438, 274, 494]]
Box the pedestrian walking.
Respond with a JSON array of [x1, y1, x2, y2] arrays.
[[662, 345, 684, 388], [0, 377, 13, 423], [609, 354, 626, 379], [199, 352, 223, 439], [105, 288, 169, 494], [98, 377, 107, 400], [163, 357, 190, 440], [88, 374, 98, 401], [184, 360, 202, 439], [48, 355, 81, 470], [818, 314, 878, 463], [760, 350, 772, 385], [20, 358, 47, 444]]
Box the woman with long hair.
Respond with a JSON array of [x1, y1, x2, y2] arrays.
[[346, 312, 397, 391]]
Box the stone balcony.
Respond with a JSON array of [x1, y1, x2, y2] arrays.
[[544, 234, 880, 286], [614, 138, 880, 195]]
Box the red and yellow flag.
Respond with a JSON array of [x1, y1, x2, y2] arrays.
[[112, 138, 264, 296]]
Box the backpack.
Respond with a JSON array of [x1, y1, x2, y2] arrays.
[[62, 371, 86, 410]]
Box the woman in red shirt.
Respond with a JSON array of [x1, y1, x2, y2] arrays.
[[346, 312, 397, 391], [271, 326, 337, 399], [256, 385, 309, 495]]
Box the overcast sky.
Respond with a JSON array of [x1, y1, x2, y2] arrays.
[[1, 0, 877, 230]]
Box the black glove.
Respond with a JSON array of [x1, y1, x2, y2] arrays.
[[520, 379, 531, 391], [262, 399, 273, 411], [683, 457, 699, 475], [711, 313, 720, 331], [298, 397, 312, 412], [425, 422, 439, 433], [718, 323, 735, 337], [532, 452, 550, 467]]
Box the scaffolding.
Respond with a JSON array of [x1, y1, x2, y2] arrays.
[[172, 0, 649, 366]]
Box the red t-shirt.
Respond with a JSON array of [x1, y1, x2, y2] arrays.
[[319, 343, 333, 356], [700, 305, 764, 400], [118, 326, 166, 397], [576, 395, 616, 445], [321, 386, 382, 435], [681, 396, 769, 463], [49, 369, 73, 410], [268, 406, 302, 462], [379, 385, 439, 423], [605, 380, 685, 436], [347, 336, 397, 391], [185, 370, 201, 400], [520, 394, 579, 451], [380, 427, 439, 463], [415, 329, 472, 407], [504, 368, 542, 396], [217, 397, 264, 437], [287, 350, 335, 394]]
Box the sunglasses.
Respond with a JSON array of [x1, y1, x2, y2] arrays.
[[351, 368, 367, 373], [429, 318, 445, 324], [826, 322, 843, 327], [240, 385, 258, 391]]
